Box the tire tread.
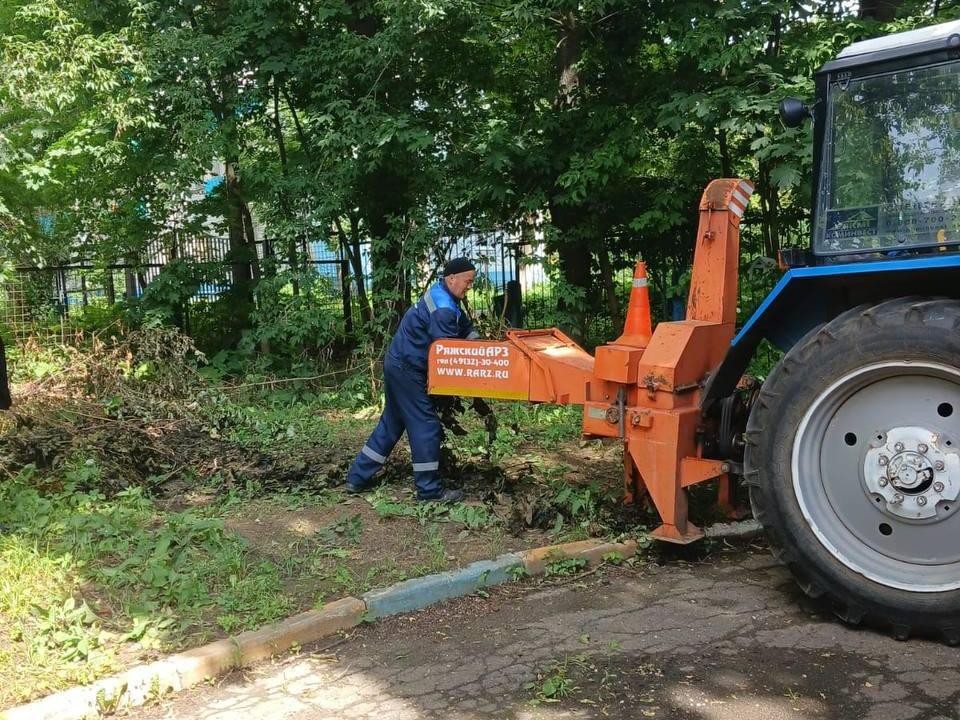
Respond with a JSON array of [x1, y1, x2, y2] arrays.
[[746, 297, 960, 642]]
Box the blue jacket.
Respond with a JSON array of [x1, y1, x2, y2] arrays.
[[388, 281, 479, 372]]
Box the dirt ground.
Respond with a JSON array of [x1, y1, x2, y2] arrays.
[[169, 434, 631, 616]]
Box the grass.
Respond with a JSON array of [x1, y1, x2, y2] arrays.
[[423, 523, 448, 573], [0, 358, 626, 707], [362, 487, 498, 529], [446, 403, 582, 463], [0, 462, 297, 706], [0, 462, 600, 706]]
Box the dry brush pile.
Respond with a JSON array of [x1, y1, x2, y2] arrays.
[[0, 327, 340, 496]]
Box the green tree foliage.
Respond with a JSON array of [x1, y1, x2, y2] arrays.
[[2, 0, 958, 347], [1, 0, 153, 263]]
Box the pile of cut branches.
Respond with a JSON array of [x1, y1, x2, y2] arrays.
[[1, 327, 338, 495]]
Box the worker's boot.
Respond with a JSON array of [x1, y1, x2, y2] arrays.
[[419, 488, 465, 504]]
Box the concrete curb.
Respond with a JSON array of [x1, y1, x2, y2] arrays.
[[363, 554, 524, 619], [1, 539, 641, 720], [1, 598, 366, 720], [518, 538, 639, 575]]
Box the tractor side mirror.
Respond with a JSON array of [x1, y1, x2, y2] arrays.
[[779, 97, 809, 128]]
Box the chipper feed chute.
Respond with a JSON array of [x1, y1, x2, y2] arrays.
[[429, 329, 595, 405], [429, 178, 755, 544]]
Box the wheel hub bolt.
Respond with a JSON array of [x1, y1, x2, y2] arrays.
[[917, 496, 928, 506], [934, 481, 945, 493], [936, 460, 946, 471], [918, 443, 929, 454], [893, 493, 904, 504], [879, 478, 889, 487], [879, 456, 889, 466], [895, 442, 905, 452]]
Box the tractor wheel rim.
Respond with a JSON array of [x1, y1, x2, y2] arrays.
[[793, 361, 960, 592]]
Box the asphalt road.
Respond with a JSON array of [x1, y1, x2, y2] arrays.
[[127, 542, 960, 720]]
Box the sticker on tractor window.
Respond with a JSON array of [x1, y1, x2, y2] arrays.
[[825, 206, 879, 241], [880, 203, 956, 238]]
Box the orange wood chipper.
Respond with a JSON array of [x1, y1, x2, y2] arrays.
[[431, 21, 960, 641], [429, 178, 754, 544]]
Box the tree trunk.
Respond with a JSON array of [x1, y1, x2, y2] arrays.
[[124, 254, 138, 300], [240, 200, 261, 282], [366, 197, 408, 336], [224, 159, 254, 339], [336, 215, 372, 325], [758, 161, 781, 259], [597, 247, 621, 327], [757, 11, 784, 260], [347, 0, 407, 338], [271, 77, 299, 294], [104, 270, 116, 306], [556, 10, 579, 107], [548, 8, 591, 342], [551, 218, 592, 341], [718, 128, 732, 178]]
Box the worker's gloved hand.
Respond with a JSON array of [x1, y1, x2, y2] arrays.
[[471, 397, 493, 417], [435, 396, 469, 436]]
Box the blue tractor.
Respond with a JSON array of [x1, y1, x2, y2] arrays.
[[708, 19, 960, 641]]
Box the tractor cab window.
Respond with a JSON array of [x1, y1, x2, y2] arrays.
[[815, 62, 960, 256]]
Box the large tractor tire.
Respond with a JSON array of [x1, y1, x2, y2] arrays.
[[745, 297, 960, 642]]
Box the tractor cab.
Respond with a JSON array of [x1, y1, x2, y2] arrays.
[[783, 20, 960, 263], [715, 20, 960, 371]]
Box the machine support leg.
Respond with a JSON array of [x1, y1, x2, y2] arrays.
[[627, 419, 704, 544]]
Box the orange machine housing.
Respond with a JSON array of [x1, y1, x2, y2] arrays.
[[428, 178, 755, 543]]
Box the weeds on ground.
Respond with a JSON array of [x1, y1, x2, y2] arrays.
[[317, 514, 364, 546], [508, 565, 529, 581], [364, 489, 496, 529], [544, 557, 589, 577], [423, 523, 448, 573], [446, 404, 581, 463], [526, 651, 663, 709], [200, 389, 335, 453], [326, 559, 408, 596], [526, 653, 588, 703], [0, 460, 295, 705]]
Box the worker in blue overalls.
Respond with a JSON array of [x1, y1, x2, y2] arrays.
[[346, 258, 479, 502]]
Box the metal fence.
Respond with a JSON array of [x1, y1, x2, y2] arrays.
[[1, 225, 781, 349], [0, 231, 353, 341]]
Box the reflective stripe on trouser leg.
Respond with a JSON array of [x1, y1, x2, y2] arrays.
[[409, 415, 442, 499], [362, 445, 387, 464], [387, 360, 444, 499], [346, 366, 405, 489]]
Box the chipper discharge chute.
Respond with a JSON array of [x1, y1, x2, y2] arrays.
[[429, 178, 754, 544]]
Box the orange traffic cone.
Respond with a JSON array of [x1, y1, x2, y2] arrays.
[[615, 260, 653, 347]]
